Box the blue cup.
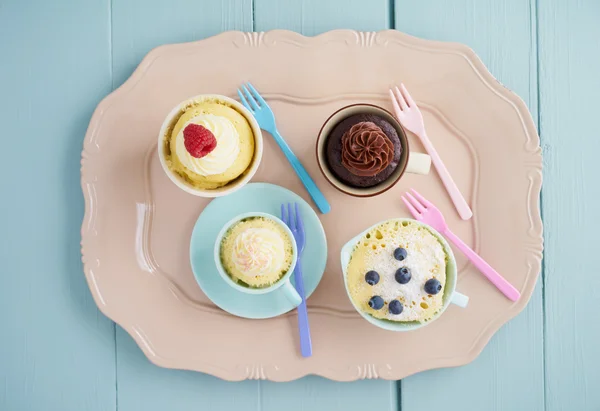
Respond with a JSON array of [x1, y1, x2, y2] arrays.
[[213, 212, 301, 306]]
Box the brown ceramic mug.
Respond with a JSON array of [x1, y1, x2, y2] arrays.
[[316, 104, 431, 197]]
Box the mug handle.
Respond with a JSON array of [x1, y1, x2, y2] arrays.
[[406, 152, 431, 175], [450, 291, 469, 308], [281, 280, 302, 307]]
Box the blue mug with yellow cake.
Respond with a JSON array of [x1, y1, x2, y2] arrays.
[[214, 212, 301, 306], [341, 218, 469, 331]]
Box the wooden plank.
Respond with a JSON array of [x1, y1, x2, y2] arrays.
[[110, 1, 260, 410], [260, 379, 396, 411], [394, 1, 545, 410], [254, 1, 398, 411], [538, 1, 600, 410], [0, 1, 116, 410], [111, 0, 253, 87], [116, 328, 259, 411], [255, 0, 390, 35]]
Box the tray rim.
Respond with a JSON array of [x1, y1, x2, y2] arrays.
[[80, 29, 543, 381]]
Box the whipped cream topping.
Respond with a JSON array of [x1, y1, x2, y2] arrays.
[[230, 227, 286, 277], [175, 113, 240, 175]]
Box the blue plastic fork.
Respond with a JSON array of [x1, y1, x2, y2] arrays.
[[238, 83, 331, 214], [281, 202, 312, 357]]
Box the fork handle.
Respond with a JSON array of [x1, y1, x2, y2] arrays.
[[444, 229, 521, 301], [271, 129, 331, 214], [293, 259, 313, 357], [419, 131, 472, 220]]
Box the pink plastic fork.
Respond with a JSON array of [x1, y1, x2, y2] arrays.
[[390, 84, 473, 220], [402, 189, 520, 302]]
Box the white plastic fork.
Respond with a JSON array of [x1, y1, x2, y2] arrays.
[[390, 84, 473, 220]]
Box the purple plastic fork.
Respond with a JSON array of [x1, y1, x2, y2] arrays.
[[281, 203, 312, 357]]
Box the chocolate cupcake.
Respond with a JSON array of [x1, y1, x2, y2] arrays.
[[325, 113, 402, 188]]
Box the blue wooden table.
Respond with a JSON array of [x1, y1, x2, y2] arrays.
[[1, 1, 598, 410]]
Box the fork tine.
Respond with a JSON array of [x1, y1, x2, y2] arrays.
[[287, 203, 294, 229], [406, 192, 426, 213], [242, 85, 260, 111], [295, 203, 304, 233], [281, 203, 288, 225], [401, 196, 421, 219], [410, 189, 434, 208], [400, 83, 416, 107], [246, 82, 267, 106], [237, 89, 253, 113], [394, 86, 408, 110], [389, 89, 402, 116]]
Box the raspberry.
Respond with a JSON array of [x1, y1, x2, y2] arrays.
[[183, 124, 217, 158]]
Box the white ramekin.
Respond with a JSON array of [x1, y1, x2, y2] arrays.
[[157, 94, 263, 197]]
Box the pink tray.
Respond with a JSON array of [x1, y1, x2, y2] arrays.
[[81, 30, 543, 381]]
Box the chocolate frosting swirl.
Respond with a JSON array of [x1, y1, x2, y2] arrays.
[[341, 121, 395, 176]]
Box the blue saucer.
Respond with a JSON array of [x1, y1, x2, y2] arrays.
[[190, 183, 328, 319]]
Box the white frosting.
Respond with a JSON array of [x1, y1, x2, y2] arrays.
[[361, 225, 446, 321], [175, 113, 240, 175], [231, 228, 286, 277]]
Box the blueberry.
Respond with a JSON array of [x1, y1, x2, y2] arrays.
[[424, 278, 443, 295], [365, 270, 380, 286], [368, 296, 384, 310], [389, 300, 403, 315], [393, 247, 407, 261], [395, 267, 412, 284]]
